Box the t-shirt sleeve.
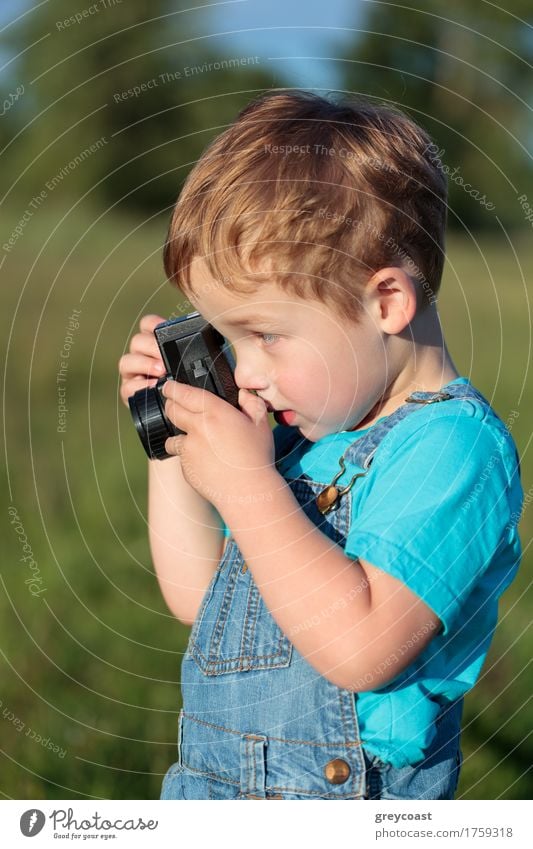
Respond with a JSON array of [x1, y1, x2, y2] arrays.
[[344, 410, 522, 635]]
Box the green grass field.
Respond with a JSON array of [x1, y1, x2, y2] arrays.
[[1, 205, 531, 799]]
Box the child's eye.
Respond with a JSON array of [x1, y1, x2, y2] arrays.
[[257, 332, 279, 346]]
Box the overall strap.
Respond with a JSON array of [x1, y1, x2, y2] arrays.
[[344, 382, 490, 470]]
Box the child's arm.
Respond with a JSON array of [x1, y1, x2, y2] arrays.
[[215, 476, 440, 691], [119, 314, 223, 625], [147, 456, 224, 625], [161, 379, 441, 690]]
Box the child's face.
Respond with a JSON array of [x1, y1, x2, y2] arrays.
[[187, 259, 390, 442]]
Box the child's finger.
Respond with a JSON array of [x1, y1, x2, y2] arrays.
[[238, 389, 269, 426], [164, 434, 186, 458], [130, 331, 164, 359], [139, 314, 167, 334], [119, 353, 166, 380], [162, 379, 211, 413], [120, 376, 159, 407]]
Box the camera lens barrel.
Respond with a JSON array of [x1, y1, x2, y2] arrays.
[[128, 378, 179, 460]]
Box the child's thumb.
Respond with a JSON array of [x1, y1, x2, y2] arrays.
[[238, 389, 269, 427]]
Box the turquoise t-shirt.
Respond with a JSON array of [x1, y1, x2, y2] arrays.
[[222, 378, 523, 766]]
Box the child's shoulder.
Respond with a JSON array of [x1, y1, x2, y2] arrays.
[[357, 380, 523, 542], [273, 378, 521, 497], [379, 379, 519, 478]]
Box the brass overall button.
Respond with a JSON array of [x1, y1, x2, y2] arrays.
[[324, 758, 351, 784]]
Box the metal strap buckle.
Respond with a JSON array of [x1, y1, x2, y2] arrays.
[[316, 457, 368, 515], [404, 391, 453, 405]]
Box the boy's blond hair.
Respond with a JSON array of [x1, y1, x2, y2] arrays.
[[164, 90, 448, 321]]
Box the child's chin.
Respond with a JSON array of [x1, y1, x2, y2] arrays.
[[298, 422, 331, 443]]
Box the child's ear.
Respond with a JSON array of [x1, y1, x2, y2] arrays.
[[368, 267, 418, 333]]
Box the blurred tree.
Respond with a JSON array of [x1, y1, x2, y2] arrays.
[[0, 0, 277, 213], [341, 0, 533, 230]]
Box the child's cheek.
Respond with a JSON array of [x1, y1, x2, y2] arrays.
[[281, 372, 311, 407]]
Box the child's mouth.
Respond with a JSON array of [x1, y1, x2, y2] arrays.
[[273, 410, 296, 426], [262, 400, 296, 427]]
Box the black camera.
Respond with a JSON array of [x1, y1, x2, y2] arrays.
[[128, 312, 239, 460]]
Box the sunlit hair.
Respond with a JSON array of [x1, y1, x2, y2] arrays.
[[163, 90, 448, 321]]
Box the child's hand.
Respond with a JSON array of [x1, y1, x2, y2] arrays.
[[161, 381, 276, 508], [118, 314, 167, 408]]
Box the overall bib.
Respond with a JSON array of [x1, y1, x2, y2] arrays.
[[161, 383, 487, 800]]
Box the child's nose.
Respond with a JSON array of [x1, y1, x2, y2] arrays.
[[233, 351, 269, 392]]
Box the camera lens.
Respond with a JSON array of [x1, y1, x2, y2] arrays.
[[128, 378, 180, 460]]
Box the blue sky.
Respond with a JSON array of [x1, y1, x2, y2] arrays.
[[208, 0, 363, 90], [1, 0, 365, 90]]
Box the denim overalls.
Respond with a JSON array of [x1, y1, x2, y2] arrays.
[[161, 383, 488, 800]]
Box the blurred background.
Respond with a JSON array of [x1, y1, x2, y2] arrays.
[[1, 0, 531, 800]]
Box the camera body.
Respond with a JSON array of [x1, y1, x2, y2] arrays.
[[128, 312, 239, 460]]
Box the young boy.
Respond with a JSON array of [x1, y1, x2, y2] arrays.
[[119, 91, 523, 799]]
